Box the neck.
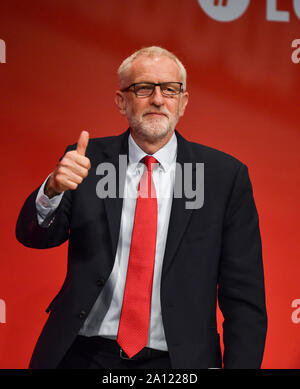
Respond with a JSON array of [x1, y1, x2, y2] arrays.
[[130, 130, 174, 155]]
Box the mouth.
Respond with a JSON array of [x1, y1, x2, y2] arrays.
[[144, 112, 168, 118]]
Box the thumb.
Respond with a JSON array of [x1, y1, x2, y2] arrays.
[[76, 130, 89, 156]]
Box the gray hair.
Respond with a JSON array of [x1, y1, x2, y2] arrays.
[[118, 46, 187, 91]]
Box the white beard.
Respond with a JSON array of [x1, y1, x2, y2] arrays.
[[129, 113, 178, 143]]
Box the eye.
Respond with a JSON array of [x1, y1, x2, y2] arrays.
[[135, 84, 153, 94], [166, 86, 176, 93], [161, 83, 181, 95]]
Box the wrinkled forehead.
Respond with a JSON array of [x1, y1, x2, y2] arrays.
[[122, 55, 182, 86]]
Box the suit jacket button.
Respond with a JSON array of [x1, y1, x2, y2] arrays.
[[79, 310, 86, 319], [96, 278, 105, 287]]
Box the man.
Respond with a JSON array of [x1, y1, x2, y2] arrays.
[[16, 46, 267, 369]]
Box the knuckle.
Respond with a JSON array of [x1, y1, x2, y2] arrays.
[[57, 166, 67, 176], [64, 151, 76, 163], [70, 182, 78, 190], [61, 157, 72, 168], [64, 151, 73, 160], [60, 159, 69, 168], [84, 157, 91, 168], [54, 173, 62, 182], [56, 163, 65, 173]]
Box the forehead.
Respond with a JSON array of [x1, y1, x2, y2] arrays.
[[128, 55, 181, 84]]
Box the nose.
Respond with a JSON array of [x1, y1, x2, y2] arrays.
[[149, 85, 164, 106]]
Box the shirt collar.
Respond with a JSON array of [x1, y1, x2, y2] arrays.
[[128, 132, 177, 172]]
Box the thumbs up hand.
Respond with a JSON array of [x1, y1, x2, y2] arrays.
[[45, 131, 91, 198]]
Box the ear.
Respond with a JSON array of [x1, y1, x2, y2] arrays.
[[179, 91, 189, 117], [115, 91, 127, 116]]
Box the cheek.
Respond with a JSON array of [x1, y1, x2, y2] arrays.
[[125, 101, 137, 118], [128, 101, 147, 117], [167, 101, 181, 118]]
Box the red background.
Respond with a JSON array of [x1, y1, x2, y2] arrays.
[[0, 0, 299, 368]]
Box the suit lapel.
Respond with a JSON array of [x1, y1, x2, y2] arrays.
[[102, 130, 129, 259], [161, 131, 196, 279]]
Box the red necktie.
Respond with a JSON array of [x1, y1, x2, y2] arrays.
[[117, 155, 158, 358]]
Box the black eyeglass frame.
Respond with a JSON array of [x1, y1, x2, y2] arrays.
[[120, 82, 184, 97]]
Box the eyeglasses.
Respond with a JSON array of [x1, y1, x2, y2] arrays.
[[121, 82, 183, 97]]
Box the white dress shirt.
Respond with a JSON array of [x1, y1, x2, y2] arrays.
[[36, 133, 177, 351]]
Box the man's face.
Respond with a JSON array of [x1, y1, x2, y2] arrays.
[[116, 55, 189, 144]]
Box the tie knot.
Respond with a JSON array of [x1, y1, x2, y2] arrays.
[[143, 156, 157, 172]]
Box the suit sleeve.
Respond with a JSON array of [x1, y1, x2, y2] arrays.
[[218, 163, 267, 368], [15, 146, 73, 249]]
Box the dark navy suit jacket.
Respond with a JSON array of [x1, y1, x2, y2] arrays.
[[16, 130, 267, 369]]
